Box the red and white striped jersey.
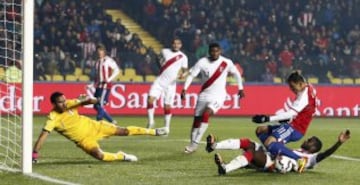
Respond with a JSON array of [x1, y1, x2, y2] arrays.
[[94, 56, 120, 89], [289, 85, 317, 134], [155, 48, 188, 87], [188, 55, 243, 96]]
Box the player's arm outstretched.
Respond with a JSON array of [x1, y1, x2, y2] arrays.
[[32, 130, 50, 163], [316, 129, 351, 163], [66, 94, 98, 110]]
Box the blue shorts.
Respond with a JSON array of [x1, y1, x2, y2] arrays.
[[268, 124, 303, 144], [94, 88, 110, 106]]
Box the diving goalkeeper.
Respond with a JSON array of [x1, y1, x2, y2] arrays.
[[32, 91, 169, 163]]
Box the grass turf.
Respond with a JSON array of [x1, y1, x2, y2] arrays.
[[1, 116, 359, 185]]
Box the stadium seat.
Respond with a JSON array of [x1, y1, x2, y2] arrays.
[[355, 78, 360, 84], [330, 78, 341, 84], [0, 67, 4, 80], [307, 77, 319, 84], [124, 68, 136, 78], [273, 77, 282, 83], [74, 67, 82, 77], [65, 74, 78, 81], [52, 74, 64, 81], [132, 75, 144, 82], [45, 75, 51, 81], [78, 75, 90, 81], [145, 75, 156, 82], [342, 78, 354, 85]]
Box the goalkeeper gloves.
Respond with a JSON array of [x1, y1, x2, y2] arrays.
[[252, 115, 270, 123], [32, 151, 39, 163]]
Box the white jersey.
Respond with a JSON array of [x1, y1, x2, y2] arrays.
[[155, 48, 188, 87], [189, 55, 243, 97], [95, 56, 120, 89], [293, 149, 318, 169]]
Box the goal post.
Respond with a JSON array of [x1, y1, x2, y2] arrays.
[[0, 0, 34, 173], [22, 0, 34, 174]]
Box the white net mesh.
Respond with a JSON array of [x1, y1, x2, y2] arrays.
[[0, 0, 23, 171]]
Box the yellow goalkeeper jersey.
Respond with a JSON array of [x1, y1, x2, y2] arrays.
[[43, 99, 100, 143]]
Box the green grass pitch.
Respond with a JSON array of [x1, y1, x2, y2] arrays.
[[1, 116, 360, 185]]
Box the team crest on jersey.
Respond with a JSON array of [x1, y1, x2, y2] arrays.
[[219, 66, 224, 72]]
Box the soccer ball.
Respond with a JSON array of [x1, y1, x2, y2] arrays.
[[274, 155, 295, 174]]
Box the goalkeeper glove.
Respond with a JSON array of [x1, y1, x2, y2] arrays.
[[252, 115, 270, 123], [32, 151, 39, 163]]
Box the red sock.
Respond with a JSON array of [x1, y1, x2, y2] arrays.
[[239, 138, 251, 149], [243, 151, 254, 162], [147, 103, 154, 109], [201, 111, 210, 123], [164, 108, 171, 115]]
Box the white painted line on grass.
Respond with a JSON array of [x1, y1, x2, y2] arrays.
[[331, 155, 360, 162], [27, 173, 81, 185], [0, 166, 80, 185]]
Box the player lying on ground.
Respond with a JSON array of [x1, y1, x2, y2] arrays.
[[205, 129, 350, 175], [32, 91, 169, 163]]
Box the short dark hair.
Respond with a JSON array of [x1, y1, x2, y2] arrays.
[[172, 37, 181, 42], [209, 42, 221, 50], [50, 92, 63, 104], [312, 136, 323, 153], [97, 44, 106, 51], [286, 71, 306, 83]]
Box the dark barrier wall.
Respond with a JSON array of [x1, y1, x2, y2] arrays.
[[1, 83, 359, 117]]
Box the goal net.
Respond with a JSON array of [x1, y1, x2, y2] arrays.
[[0, 0, 33, 173]]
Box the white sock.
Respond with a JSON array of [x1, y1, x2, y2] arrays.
[[225, 155, 249, 173], [193, 123, 208, 144], [215, 139, 240, 150], [147, 108, 155, 126], [190, 128, 199, 143], [164, 114, 172, 128]]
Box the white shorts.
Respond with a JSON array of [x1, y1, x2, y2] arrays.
[[194, 93, 225, 116], [148, 82, 176, 105]]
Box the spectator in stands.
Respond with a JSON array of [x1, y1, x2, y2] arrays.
[[278, 45, 294, 81], [34, 54, 47, 81], [59, 53, 76, 78]]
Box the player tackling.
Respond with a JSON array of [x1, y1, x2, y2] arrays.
[[206, 129, 350, 175], [252, 71, 317, 172]]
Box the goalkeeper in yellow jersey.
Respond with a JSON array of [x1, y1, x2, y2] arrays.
[[32, 91, 169, 163]]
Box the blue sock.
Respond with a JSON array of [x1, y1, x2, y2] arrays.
[[257, 132, 269, 144], [94, 104, 113, 122], [102, 111, 114, 123], [268, 142, 300, 160]]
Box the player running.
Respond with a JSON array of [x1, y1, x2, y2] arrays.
[[32, 91, 169, 163], [88, 45, 120, 124], [206, 129, 350, 175], [146, 38, 188, 133], [181, 43, 245, 154], [252, 71, 317, 172]]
